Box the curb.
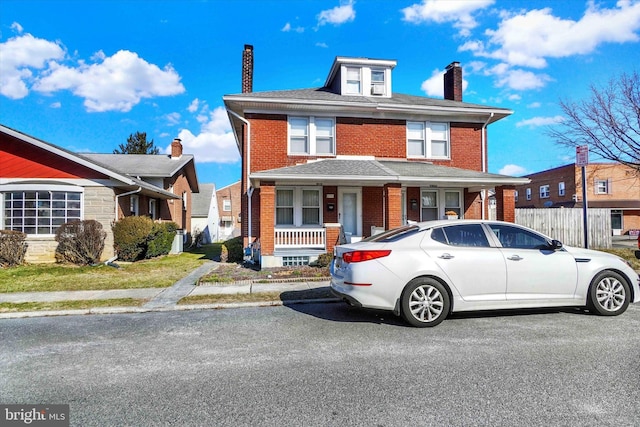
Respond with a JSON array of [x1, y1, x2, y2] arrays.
[[0, 297, 341, 319]]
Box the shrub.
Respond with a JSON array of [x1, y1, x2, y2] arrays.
[[222, 236, 244, 263], [112, 216, 154, 262], [0, 230, 28, 267], [313, 252, 333, 268], [55, 220, 106, 265], [220, 244, 229, 263], [146, 222, 178, 258]]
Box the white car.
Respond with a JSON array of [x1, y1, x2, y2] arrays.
[[330, 220, 640, 327]]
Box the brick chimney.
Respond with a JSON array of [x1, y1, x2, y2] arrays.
[[171, 138, 183, 159], [242, 44, 254, 93], [444, 61, 462, 102]]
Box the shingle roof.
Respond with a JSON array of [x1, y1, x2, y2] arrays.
[[80, 153, 194, 178], [191, 183, 215, 217], [250, 159, 529, 187]]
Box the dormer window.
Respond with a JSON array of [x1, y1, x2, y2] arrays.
[[371, 69, 385, 96], [346, 67, 361, 94]]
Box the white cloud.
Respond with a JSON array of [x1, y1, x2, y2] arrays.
[[475, 2, 640, 68], [33, 49, 185, 112], [420, 67, 468, 97], [165, 112, 181, 125], [282, 22, 291, 31], [316, 42, 329, 48], [499, 164, 528, 176], [527, 102, 541, 108], [0, 33, 65, 99], [11, 22, 24, 33], [188, 98, 200, 113], [317, 0, 356, 27], [50, 101, 61, 108], [282, 22, 304, 33], [401, 0, 494, 36], [507, 94, 521, 101], [515, 115, 564, 128], [169, 106, 239, 164]]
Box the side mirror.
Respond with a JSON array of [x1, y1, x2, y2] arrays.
[[550, 239, 563, 250]]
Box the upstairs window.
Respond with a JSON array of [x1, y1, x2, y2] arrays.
[[539, 185, 550, 199], [223, 199, 231, 212], [515, 190, 519, 203], [595, 179, 611, 194], [407, 122, 450, 159], [526, 188, 532, 200], [288, 116, 335, 156], [346, 67, 361, 94], [371, 69, 385, 95], [558, 182, 565, 196]]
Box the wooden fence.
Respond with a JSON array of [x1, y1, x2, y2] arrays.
[[515, 208, 612, 248]]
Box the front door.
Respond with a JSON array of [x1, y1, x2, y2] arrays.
[[338, 187, 362, 239]]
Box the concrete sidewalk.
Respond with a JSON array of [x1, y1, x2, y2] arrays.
[[0, 260, 334, 319]]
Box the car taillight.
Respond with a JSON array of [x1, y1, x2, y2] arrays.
[[342, 250, 391, 263]]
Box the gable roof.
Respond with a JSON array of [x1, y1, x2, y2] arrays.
[[249, 159, 529, 189], [191, 183, 216, 217]]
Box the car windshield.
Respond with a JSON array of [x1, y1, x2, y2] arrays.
[[362, 225, 421, 243]]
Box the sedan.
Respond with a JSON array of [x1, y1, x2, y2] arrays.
[[330, 220, 640, 327]]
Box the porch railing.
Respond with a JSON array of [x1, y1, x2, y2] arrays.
[[274, 227, 326, 249]]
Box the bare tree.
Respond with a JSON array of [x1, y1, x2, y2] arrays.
[[548, 70, 640, 172]]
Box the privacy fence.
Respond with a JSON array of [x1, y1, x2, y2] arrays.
[[515, 208, 611, 249]]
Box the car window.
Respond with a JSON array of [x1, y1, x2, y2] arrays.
[[436, 224, 490, 247], [430, 227, 447, 244], [362, 225, 421, 242], [489, 224, 549, 249]]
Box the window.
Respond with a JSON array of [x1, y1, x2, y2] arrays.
[[149, 199, 157, 220], [595, 179, 611, 194], [420, 189, 461, 220], [558, 182, 565, 196], [526, 188, 532, 201], [346, 67, 361, 94], [222, 199, 231, 212], [539, 185, 550, 199], [489, 224, 549, 250], [515, 190, 519, 203], [444, 191, 461, 217], [436, 224, 490, 247], [288, 116, 335, 155], [407, 122, 450, 159], [2, 188, 82, 235], [276, 187, 321, 226], [130, 195, 139, 215], [371, 69, 385, 95], [421, 191, 438, 220]]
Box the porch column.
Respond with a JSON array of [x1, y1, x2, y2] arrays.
[[495, 185, 516, 223], [324, 223, 342, 254], [259, 182, 275, 256], [384, 183, 402, 230]]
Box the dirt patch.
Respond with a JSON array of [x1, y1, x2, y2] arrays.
[[199, 263, 330, 284]]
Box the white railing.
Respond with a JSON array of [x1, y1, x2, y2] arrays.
[[274, 227, 326, 249]]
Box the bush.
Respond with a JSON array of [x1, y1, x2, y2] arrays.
[[112, 216, 154, 262], [313, 252, 333, 268], [220, 244, 229, 263], [146, 222, 178, 259], [222, 236, 243, 263], [55, 220, 106, 265], [0, 230, 28, 267]]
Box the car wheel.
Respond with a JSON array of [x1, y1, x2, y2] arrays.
[[401, 277, 450, 327], [588, 271, 630, 316]]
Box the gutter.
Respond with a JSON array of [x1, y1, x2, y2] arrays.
[[481, 112, 494, 220], [114, 187, 142, 221], [226, 110, 254, 245]]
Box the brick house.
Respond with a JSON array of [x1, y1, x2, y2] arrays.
[[216, 180, 242, 240], [1, 125, 199, 262], [224, 45, 528, 267], [515, 163, 640, 235]]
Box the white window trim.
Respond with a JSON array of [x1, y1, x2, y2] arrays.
[[539, 185, 550, 199], [275, 186, 322, 227], [420, 188, 462, 220], [149, 199, 157, 220], [407, 121, 450, 160], [558, 182, 565, 196], [594, 179, 611, 195], [288, 116, 335, 156], [130, 195, 140, 216], [345, 66, 362, 95], [222, 199, 231, 212], [526, 188, 532, 201], [0, 184, 84, 237], [515, 190, 519, 203]]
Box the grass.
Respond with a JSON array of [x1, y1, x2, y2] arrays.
[[178, 287, 333, 305], [597, 248, 640, 270], [0, 244, 219, 293], [0, 298, 145, 313]]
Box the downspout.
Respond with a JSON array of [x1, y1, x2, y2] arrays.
[[114, 187, 142, 221], [227, 110, 253, 244], [481, 113, 494, 220]]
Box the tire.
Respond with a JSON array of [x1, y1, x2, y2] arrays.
[[588, 271, 630, 316], [401, 277, 450, 327]]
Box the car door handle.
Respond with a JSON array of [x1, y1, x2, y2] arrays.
[[507, 255, 523, 261], [439, 253, 455, 259]]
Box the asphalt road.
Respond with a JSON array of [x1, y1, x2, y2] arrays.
[[1, 302, 639, 426]]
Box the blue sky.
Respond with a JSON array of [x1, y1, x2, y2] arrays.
[[2, 0, 640, 189]]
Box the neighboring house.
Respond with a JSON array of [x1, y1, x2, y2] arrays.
[[216, 180, 242, 241], [191, 183, 219, 244], [224, 45, 529, 267], [1, 125, 199, 262], [515, 163, 640, 235]]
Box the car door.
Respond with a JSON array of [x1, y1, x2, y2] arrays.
[[426, 223, 507, 302], [487, 224, 578, 301]]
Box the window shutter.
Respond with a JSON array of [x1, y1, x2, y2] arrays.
[[607, 178, 613, 194]]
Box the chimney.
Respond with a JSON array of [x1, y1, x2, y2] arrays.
[[444, 61, 462, 102], [171, 138, 183, 159], [242, 44, 254, 93]]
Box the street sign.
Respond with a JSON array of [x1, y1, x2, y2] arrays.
[[576, 145, 589, 167]]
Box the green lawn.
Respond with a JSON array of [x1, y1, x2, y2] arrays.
[[0, 244, 220, 293]]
